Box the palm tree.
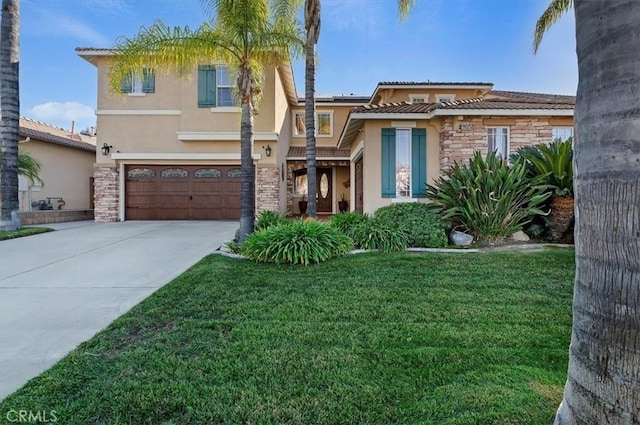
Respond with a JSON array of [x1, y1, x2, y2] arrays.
[[304, 0, 320, 218], [0, 0, 21, 231], [108, 0, 303, 242], [0, 151, 43, 186], [535, 0, 640, 423], [300, 0, 413, 219]]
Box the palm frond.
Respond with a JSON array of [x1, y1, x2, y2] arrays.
[[533, 0, 573, 53], [398, 0, 416, 20]]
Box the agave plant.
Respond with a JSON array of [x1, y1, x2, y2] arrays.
[[511, 138, 574, 240], [426, 151, 551, 243]]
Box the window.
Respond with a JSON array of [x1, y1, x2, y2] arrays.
[[436, 94, 455, 103], [198, 65, 234, 107], [552, 127, 573, 142], [292, 111, 333, 137], [293, 169, 308, 195], [487, 127, 509, 158], [216, 66, 234, 106], [381, 128, 427, 199], [409, 94, 428, 103], [120, 68, 155, 94], [395, 129, 411, 198]]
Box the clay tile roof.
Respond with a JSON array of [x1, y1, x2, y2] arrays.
[[287, 146, 351, 159], [353, 101, 438, 114], [19, 117, 96, 153], [378, 81, 493, 86], [438, 91, 575, 110], [75, 47, 113, 52]]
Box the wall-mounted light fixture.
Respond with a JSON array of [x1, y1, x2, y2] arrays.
[[100, 143, 113, 156], [262, 144, 272, 157]]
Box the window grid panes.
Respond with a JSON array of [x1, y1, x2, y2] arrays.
[[292, 111, 332, 137], [487, 127, 509, 158], [317, 113, 331, 135], [395, 129, 411, 198], [552, 127, 573, 142], [216, 66, 234, 107]]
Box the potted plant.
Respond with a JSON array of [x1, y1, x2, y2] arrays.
[[338, 193, 349, 213], [298, 193, 308, 215]]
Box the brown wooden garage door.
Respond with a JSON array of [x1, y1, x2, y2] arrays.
[[125, 165, 241, 220]]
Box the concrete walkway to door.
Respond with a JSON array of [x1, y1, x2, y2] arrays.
[[0, 220, 237, 401]]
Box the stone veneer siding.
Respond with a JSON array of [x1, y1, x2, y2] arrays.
[[94, 166, 119, 222], [256, 166, 280, 213], [440, 116, 558, 171]]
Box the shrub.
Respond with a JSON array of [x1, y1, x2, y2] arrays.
[[254, 210, 288, 231], [511, 138, 573, 197], [374, 202, 448, 248], [241, 220, 352, 265], [328, 212, 369, 239], [351, 217, 408, 252], [426, 151, 551, 242]]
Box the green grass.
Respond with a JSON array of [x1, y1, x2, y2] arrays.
[[0, 250, 575, 424], [0, 226, 53, 241]]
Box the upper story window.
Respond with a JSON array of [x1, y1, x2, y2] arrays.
[[120, 68, 155, 95], [436, 94, 455, 103], [552, 127, 573, 142], [487, 127, 509, 158], [409, 94, 428, 103], [198, 65, 235, 108], [292, 110, 333, 137]]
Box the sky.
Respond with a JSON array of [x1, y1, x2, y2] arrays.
[[19, 0, 577, 132]]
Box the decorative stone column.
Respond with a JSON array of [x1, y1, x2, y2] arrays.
[[256, 165, 279, 213], [93, 166, 119, 222]]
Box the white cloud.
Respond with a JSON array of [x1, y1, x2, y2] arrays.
[[82, 0, 128, 12], [28, 102, 95, 130], [29, 8, 112, 46]]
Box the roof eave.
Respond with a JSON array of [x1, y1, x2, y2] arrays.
[[434, 108, 574, 116]]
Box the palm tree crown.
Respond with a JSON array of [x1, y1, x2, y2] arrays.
[[108, 0, 303, 241]]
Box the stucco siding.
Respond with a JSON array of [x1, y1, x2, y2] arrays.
[[19, 140, 94, 211]]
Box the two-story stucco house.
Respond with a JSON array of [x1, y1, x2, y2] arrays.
[[77, 48, 574, 222]]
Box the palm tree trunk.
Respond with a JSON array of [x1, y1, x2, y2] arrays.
[[305, 0, 320, 218], [554, 0, 640, 423], [0, 0, 21, 231], [237, 64, 255, 243]]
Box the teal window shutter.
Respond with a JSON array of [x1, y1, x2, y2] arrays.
[[142, 68, 155, 93], [198, 65, 216, 107], [381, 128, 396, 198], [411, 128, 427, 198], [120, 73, 132, 93]]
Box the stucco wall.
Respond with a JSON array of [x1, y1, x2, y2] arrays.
[[19, 140, 94, 211], [374, 87, 489, 104], [358, 120, 440, 214]]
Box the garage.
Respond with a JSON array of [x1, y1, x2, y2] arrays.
[[125, 165, 241, 220]]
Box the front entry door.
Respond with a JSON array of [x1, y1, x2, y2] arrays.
[[316, 168, 332, 212]]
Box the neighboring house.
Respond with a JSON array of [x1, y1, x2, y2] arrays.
[[18, 117, 96, 212], [77, 48, 574, 221]]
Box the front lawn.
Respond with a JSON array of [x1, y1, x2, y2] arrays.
[[0, 226, 53, 241], [0, 250, 575, 424]]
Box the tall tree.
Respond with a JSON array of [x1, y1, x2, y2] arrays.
[[535, 0, 640, 423], [301, 0, 412, 218], [304, 0, 319, 218], [0, 0, 21, 231], [109, 0, 303, 242]]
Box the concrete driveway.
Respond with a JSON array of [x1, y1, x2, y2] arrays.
[[0, 220, 237, 401]]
